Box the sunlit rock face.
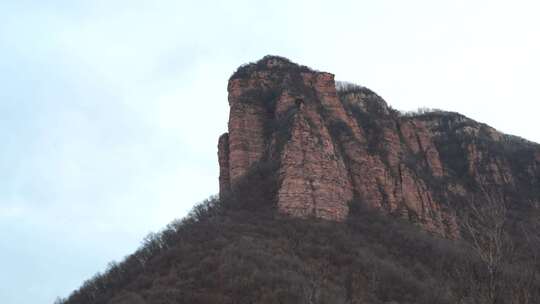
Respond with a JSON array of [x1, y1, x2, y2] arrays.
[[218, 55, 540, 238]]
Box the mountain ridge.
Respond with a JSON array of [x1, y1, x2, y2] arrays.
[[218, 55, 540, 238], [56, 56, 540, 304]]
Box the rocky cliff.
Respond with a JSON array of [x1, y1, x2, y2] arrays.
[[218, 55, 540, 238], [58, 55, 540, 304]]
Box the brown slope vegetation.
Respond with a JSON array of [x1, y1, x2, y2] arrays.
[[57, 188, 540, 304]]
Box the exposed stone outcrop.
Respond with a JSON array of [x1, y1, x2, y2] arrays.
[[218, 133, 231, 196], [277, 96, 353, 221], [218, 55, 540, 238]]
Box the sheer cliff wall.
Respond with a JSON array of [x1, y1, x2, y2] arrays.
[[218, 56, 540, 238]]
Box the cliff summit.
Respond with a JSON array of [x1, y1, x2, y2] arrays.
[[218, 55, 540, 238]]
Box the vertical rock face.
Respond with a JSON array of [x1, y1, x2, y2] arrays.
[[217, 133, 231, 195], [277, 93, 353, 221], [218, 56, 540, 238], [220, 58, 355, 220]]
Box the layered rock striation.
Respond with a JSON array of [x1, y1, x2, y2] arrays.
[[218, 56, 540, 238]]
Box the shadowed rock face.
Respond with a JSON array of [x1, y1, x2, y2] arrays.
[[218, 55, 540, 238]]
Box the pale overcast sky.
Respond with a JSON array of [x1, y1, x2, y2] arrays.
[[1, 1, 539, 303]]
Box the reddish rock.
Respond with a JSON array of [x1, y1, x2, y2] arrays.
[[218, 133, 230, 196], [277, 97, 353, 221], [400, 120, 444, 177], [217, 56, 540, 238]]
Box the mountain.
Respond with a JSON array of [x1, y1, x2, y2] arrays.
[[218, 55, 540, 238], [57, 56, 540, 304]]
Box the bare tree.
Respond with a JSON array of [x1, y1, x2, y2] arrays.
[[507, 218, 540, 304], [53, 297, 65, 304], [459, 188, 540, 304], [460, 191, 514, 304]]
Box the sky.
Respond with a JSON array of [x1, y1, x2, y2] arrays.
[[1, 0, 539, 303]]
